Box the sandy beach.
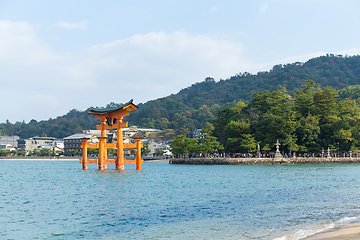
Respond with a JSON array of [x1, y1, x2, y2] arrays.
[[0, 157, 169, 162], [0, 157, 79, 161], [305, 223, 360, 239]]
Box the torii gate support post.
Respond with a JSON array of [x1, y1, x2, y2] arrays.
[[135, 138, 143, 170], [116, 118, 125, 170], [100, 118, 107, 170], [98, 136, 107, 170], [81, 138, 89, 170]]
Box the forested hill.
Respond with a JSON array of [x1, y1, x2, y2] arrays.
[[2, 54, 360, 139], [126, 54, 360, 130]]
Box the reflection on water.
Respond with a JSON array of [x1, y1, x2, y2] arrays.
[[1, 161, 360, 239]]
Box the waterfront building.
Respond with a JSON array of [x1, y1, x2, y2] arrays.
[[155, 141, 172, 156], [0, 143, 16, 151], [36, 144, 63, 153], [83, 130, 114, 144], [0, 136, 20, 148], [141, 139, 160, 156], [53, 140, 64, 151], [140, 138, 172, 156], [193, 129, 204, 140], [64, 133, 100, 152], [121, 126, 162, 140], [17, 136, 57, 152]]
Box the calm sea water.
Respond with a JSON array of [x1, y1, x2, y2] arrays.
[[1, 160, 360, 239]]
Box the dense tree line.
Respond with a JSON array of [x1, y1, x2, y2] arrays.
[[0, 148, 62, 157], [213, 81, 360, 154]]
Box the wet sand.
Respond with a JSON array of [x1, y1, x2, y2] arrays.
[[305, 223, 360, 239], [145, 159, 169, 162]]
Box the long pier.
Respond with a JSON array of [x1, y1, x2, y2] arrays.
[[169, 157, 360, 165]]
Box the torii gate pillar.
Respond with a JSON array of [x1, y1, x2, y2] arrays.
[[81, 138, 89, 170], [135, 138, 143, 170], [116, 120, 125, 170]]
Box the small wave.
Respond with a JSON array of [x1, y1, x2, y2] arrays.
[[336, 216, 359, 223], [273, 223, 335, 240], [274, 215, 360, 240]]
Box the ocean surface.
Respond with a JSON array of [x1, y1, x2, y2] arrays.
[[1, 160, 360, 239]]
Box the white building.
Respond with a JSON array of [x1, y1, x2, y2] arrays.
[[122, 126, 162, 139], [0, 136, 20, 148], [0, 143, 16, 151], [17, 136, 57, 152]]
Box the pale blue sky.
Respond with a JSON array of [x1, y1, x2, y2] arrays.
[[1, 0, 360, 123]]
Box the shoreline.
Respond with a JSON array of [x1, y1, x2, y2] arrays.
[[170, 157, 360, 165], [0, 157, 79, 161], [304, 222, 360, 240], [273, 216, 360, 240], [0, 157, 168, 162]]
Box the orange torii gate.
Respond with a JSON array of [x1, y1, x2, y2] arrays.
[[80, 100, 143, 170]]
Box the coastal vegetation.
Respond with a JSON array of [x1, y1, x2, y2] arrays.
[[0, 148, 62, 157], [213, 81, 360, 154], [169, 81, 360, 155], [170, 123, 223, 157]]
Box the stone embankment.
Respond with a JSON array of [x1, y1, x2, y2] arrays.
[[169, 157, 360, 165]]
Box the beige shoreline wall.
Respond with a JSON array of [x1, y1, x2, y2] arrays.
[[170, 157, 360, 165]]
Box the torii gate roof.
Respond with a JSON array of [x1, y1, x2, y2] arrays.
[[87, 99, 138, 116]]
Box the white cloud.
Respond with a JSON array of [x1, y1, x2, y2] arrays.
[[337, 48, 360, 57], [83, 31, 252, 91], [3, 20, 356, 124], [255, 49, 360, 74], [0, 21, 55, 64], [210, 6, 218, 14], [259, 3, 268, 14], [53, 20, 89, 30], [0, 22, 253, 123]]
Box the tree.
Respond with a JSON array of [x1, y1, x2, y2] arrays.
[[198, 123, 224, 156], [142, 142, 151, 155], [313, 86, 340, 148], [250, 88, 298, 152], [170, 135, 191, 157], [155, 149, 166, 156], [212, 107, 241, 145], [179, 127, 191, 137], [339, 85, 360, 100], [223, 120, 251, 152], [31, 149, 40, 156], [294, 80, 316, 117], [39, 148, 50, 156], [107, 148, 116, 156], [88, 148, 99, 155], [240, 134, 259, 153], [18, 150, 26, 156], [295, 114, 320, 152]]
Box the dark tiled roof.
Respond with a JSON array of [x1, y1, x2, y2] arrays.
[[87, 99, 137, 115]]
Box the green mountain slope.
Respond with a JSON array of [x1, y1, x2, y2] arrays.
[[2, 54, 360, 139], [126, 54, 360, 131]]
